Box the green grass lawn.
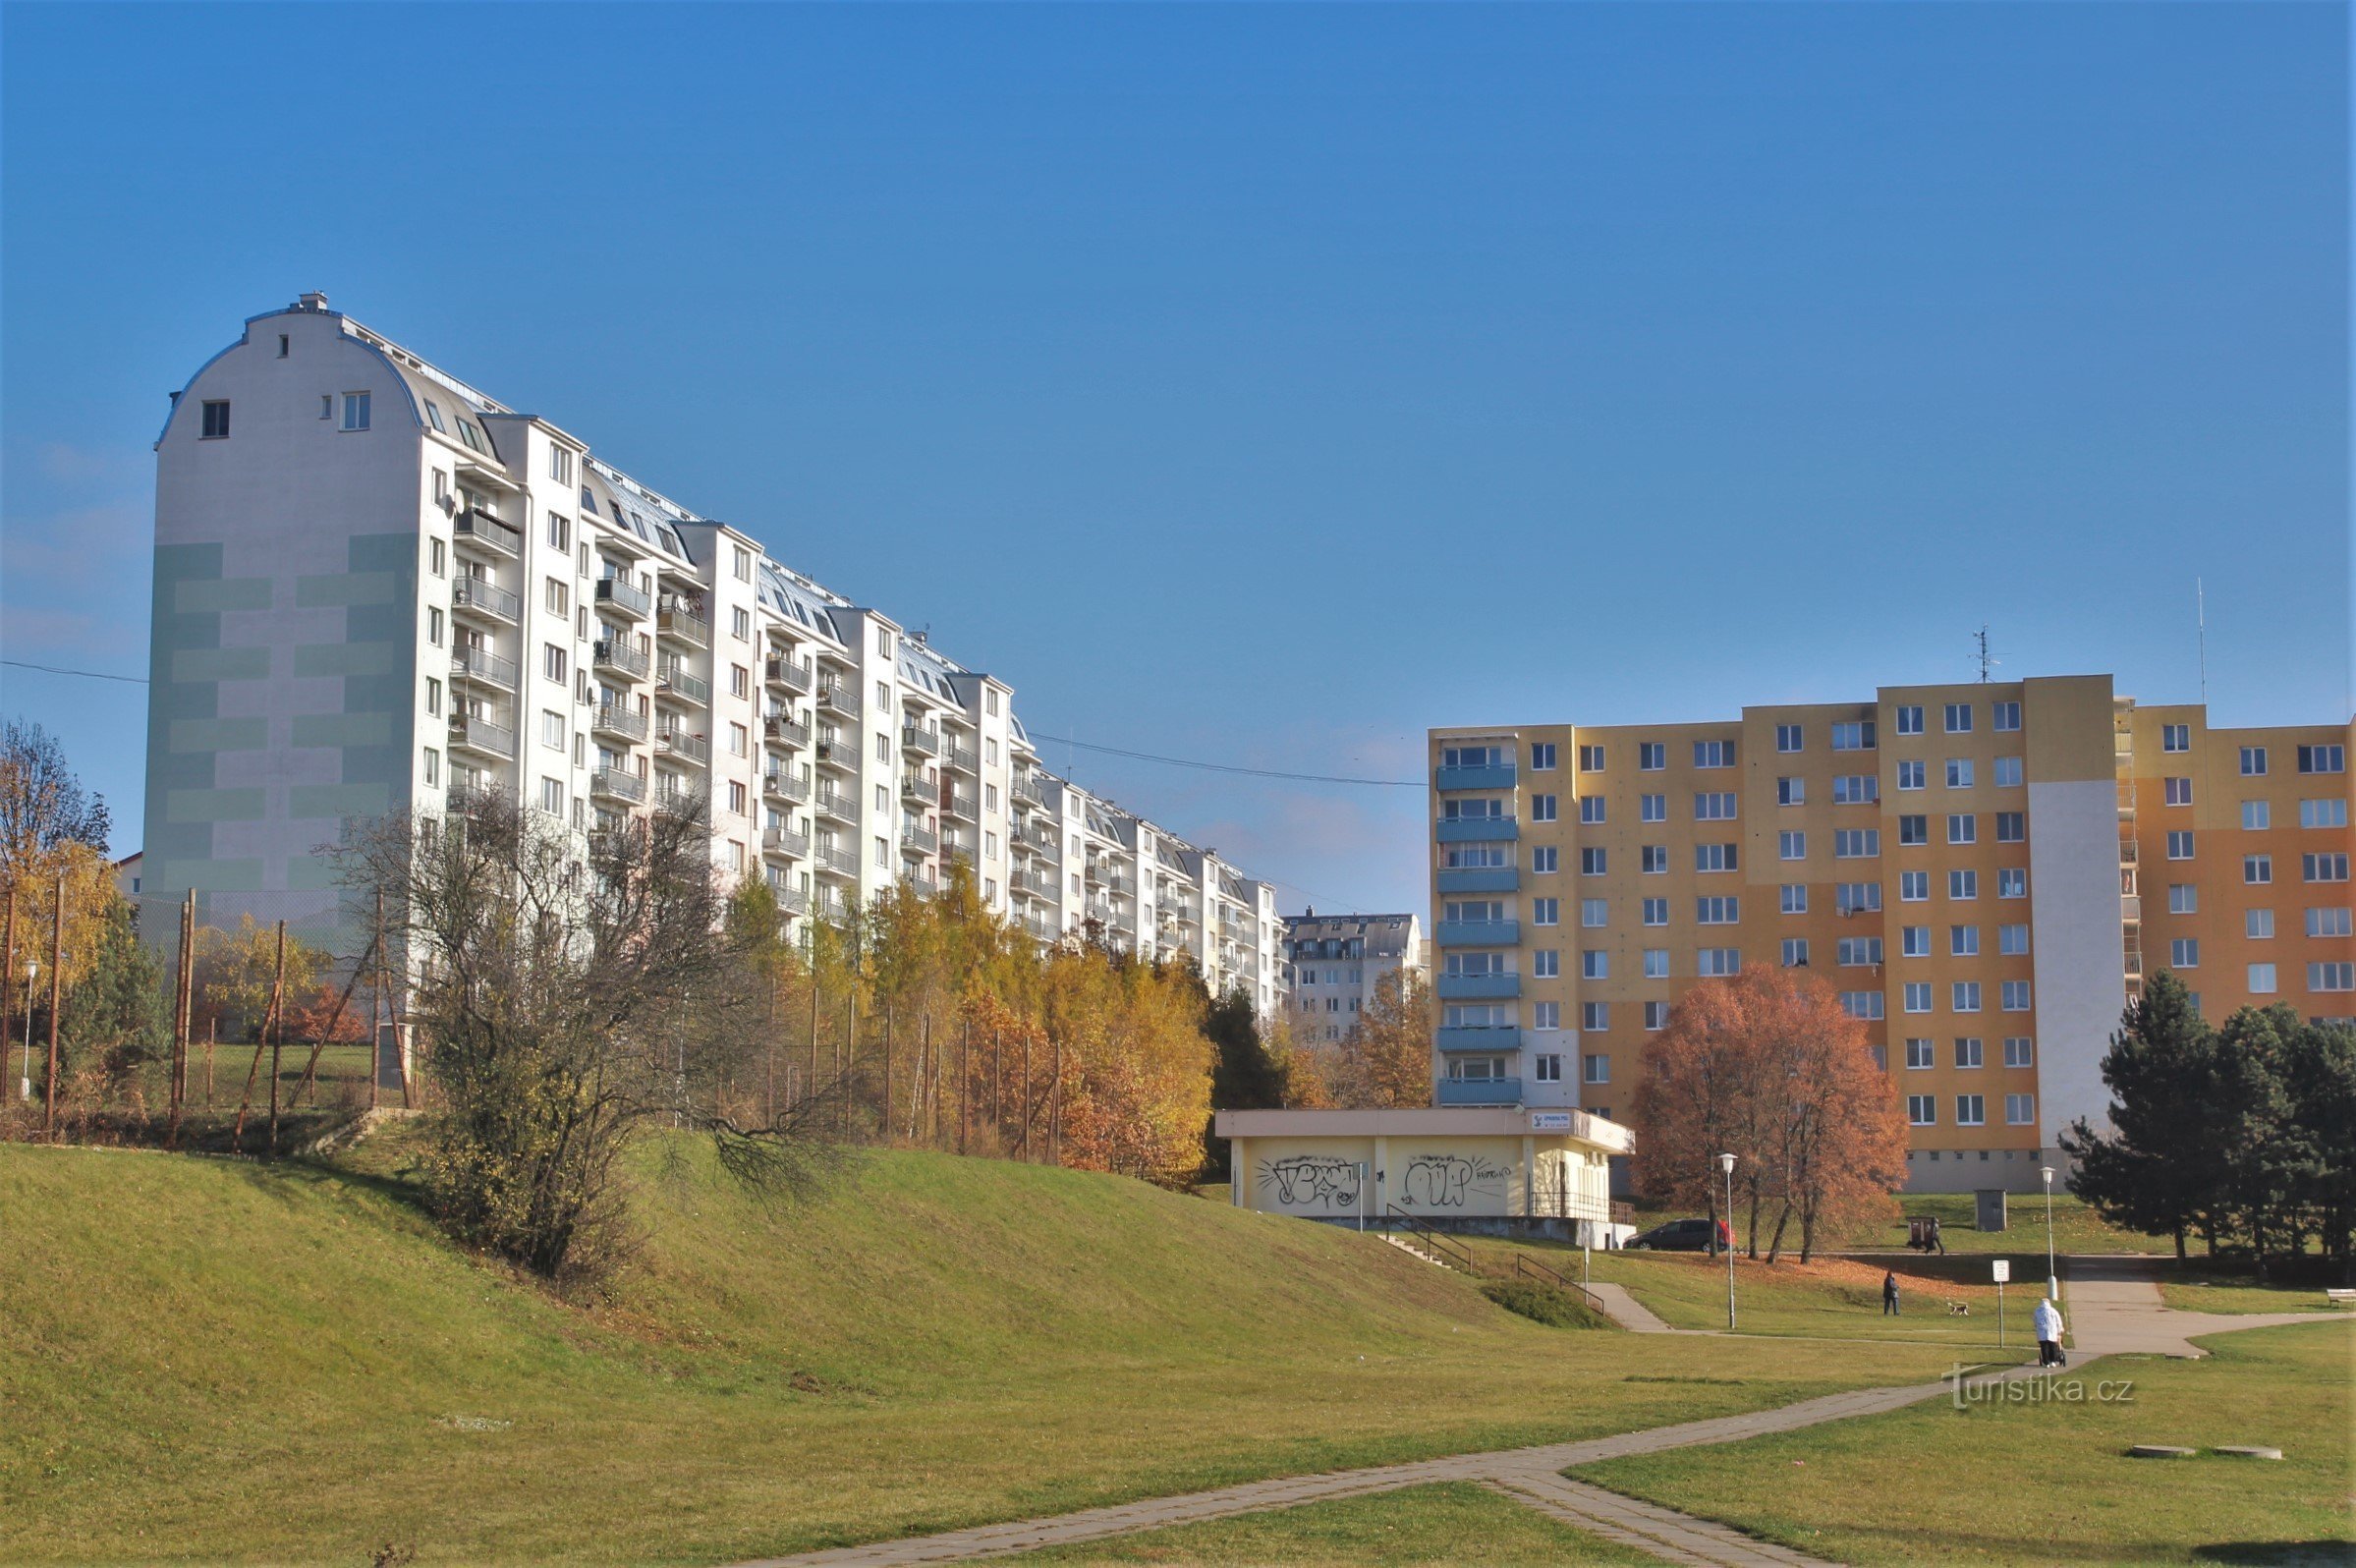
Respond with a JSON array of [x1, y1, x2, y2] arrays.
[[1623, 1190, 2175, 1257], [1573, 1320, 2356, 1565], [0, 1136, 1974, 1566], [2157, 1276, 2352, 1316], [1002, 1482, 1657, 1565]]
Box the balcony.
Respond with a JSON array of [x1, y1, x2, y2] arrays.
[[592, 640, 650, 681], [654, 728, 710, 766], [762, 825, 811, 861], [777, 884, 811, 916], [945, 745, 979, 776], [901, 724, 942, 757], [764, 770, 811, 804], [944, 843, 975, 869], [766, 655, 813, 694], [1436, 867, 1519, 894], [944, 792, 979, 823], [452, 577, 521, 624], [1434, 761, 1516, 792], [1027, 827, 1061, 862], [1435, 919, 1519, 946], [816, 682, 861, 719], [595, 577, 653, 619], [1437, 973, 1522, 1000], [591, 766, 645, 804], [447, 712, 516, 759], [656, 663, 710, 706], [453, 509, 523, 557], [450, 645, 518, 692], [900, 824, 938, 856], [656, 598, 710, 648], [1437, 1078, 1523, 1107], [814, 788, 857, 824], [1436, 816, 1518, 843], [1437, 1025, 1524, 1052], [1099, 871, 1136, 897], [591, 703, 648, 744], [1014, 773, 1047, 808], [818, 845, 860, 878], [811, 740, 855, 775], [1016, 868, 1057, 899], [758, 715, 808, 751]]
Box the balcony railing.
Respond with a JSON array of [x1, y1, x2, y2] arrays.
[[814, 789, 856, 823], [817, 682, 861, 718], [764, 714, 811, 749], [814, 740, 856, 773], [901, 724, 942, 757], [1436, 1078, 1522, 1107], [819, 845, 860, 877], [1099, 872, 1136, 897], [452, 577, 521, 623], [592, 703, 648, 743], [1436, 816, 1518, 843], [655, 728, 710, 765], [945, 745, 980, 776], [1436, 972, 1522, 1000], [762, 825, 811, 860], [1436, 867, 1519, 894], [1014, 773, 1047, 807], [656, 598, 710, 647], [900, 773, 933, 803], [592, 640, 650, 680], [450, 644, 519, 691], [777, 884, 811, 915], [945, 793, 979, 822], [764, 770, 811, 803], [453, 509, 523, 557], [591, 766, 646, 803], [766, 656, 813, 694], [1435, 919, 1520, 946], [1027, 827, 1061, 862], [1436, 1025, 1524, 1051], [656, 663, 710, 705], [1016, 868, 1057, 898], [1434, 761, 1517, 792], [595, 576, 653, 618], [900, 824, 938, 856], [448, 712, 516, 758]]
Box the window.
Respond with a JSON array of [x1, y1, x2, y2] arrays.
[[426, 607, 444, 647], [1530, 742, 1557, 770], [1640, 793, 1666, 822], [2304, 853, 2349, 883], [1777, 776, 1805, 806], [1993, 756, 2023, 788], [424, 677, 441, 716], [2166, 830, 2195, 860], [2161, 723, 2190, 753], [1694, 791, 1736, 820], [2302, 799, 2350, 828], [1998, 868, 2027, 899], [1947, 813, 1976, 845], [199, 400, 230, 439], [540, 710, 565, 750], [1954, 1037, 1983, 1069], [1998, 923, 2029, 956], [1994, 812, 2024, 843], [1583, 1052, 1610, 1084], [1578, 744, 1605, 772], [1839, 881, 1883, 914], [1693, 740, 1733, 768], [1583, 848, 1609, 875], [1696, 896, 1739, 924], [2247, 909, 2274, 939], [2000, 980, 2031, 1011], [2240, 746, 2268, 776], [732, 607, 752, 641], [1642, 898, 1668, 925], [1894, 704, 1924, 736], [1779, 830, 1806, 861], [1640, 845, 1667, 872], [1580, 898, 1608, 928], [2249, 963, 2277, 994], [2297, 744, 2345, 773], [1644, 1001, 1669, 1031], [731, 545, 753, 584], [1638, 742, 1665, 771], [1992, 700, 2021, 732], [1949, 868, 1979, 899], [2167, 883, 2198, 915], [547, 512, 571, 552], [1694, 843, 1738, 872], [1573, 794, 1605, 826], [2241, 800, 2271, 831], [2170, 937, 2199, 969], [1534, 949, 1560, 978], [2245, 855, 2272, 885], [2311, 962, 2355, 992], [1950, 924, 1979, 957], [2003, 1036, 2034, 1069], [1908, 1095, 1935, 1126], [1532, 846, 1558, 873], [1780, 884, 1807, 914], [1581, 1002, 1609, 1031], [1696, 948, 1741, 977], [1899, 870, 1929, 902], [1953, 980, 1982, 1012], [1534, 1054, 1563, 1083], [729, 722, 749, 758], [1896, 760, 1926, 793], [1870, 1044, 1888, 1071], [1831, 720, 1876, 752], [340, 391, 370, 430], [1533, 897, 1559, 925], [1841, 991, 1882, 1020], [1835, 828, 1879, 859], [1582, 950, 1608, 980], [1899, 814, 1928, 846], [1532, 794, 1558, 822], [538, 777, 563, 815], [1643, 948, 1668, 978], [2163, 777, 2194, 807], [1946, 757, 1975, 789], [1944, 702, 1973, 734], [2005, 1093, 2035, 1126], [729, 663, 750, 699], [1837, 936, 1881, 966], [1776, 723, 1804, 753], [2309, 907, 2353, 938], [1905, 1037, 1935, 1069], [422, 747, 440, 787], [1955, 1094, 1985, 1127], [1902, 926, 1932, 958]]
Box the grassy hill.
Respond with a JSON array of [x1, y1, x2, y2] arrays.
[[0, 1134, 1969, 1565]]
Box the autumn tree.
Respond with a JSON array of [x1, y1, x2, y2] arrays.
[[192, 916, 328, 1043], [1, 722, 122, 1039], [1317, 968, 1432, 1109]]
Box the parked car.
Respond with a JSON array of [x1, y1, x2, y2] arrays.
[[1627, 1217, 1733, 1253]]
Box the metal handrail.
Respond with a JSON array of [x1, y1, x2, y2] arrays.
[[1382, 1205, 1477, 1273], [452, 577, 522, 621]]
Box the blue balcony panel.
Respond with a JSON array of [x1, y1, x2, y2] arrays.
[[1436, 817, 1518, 844], [1435, 868, 1519, 894], [1434, 919, 1519, 947], [1436, 1077, 1524, 1106], [1436, 972, 1522, 1000], [1436, 1026, 1524, 1052], [1434, 763, 1517, 793]]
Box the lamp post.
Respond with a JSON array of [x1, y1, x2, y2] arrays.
[[1717, 1150, 1738, 1329], [20, 960, 35, 1102], [2042, 1165, 2058, 1300]]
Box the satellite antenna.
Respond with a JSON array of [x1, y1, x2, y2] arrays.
[[1975, 625, 1998, 684]]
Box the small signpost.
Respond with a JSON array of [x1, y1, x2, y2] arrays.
[[1992, 1259, 2010, 1348]]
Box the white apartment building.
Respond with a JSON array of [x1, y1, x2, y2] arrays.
[[144, 294, 1288, 1019], [1283, 912, 1426, 1042]]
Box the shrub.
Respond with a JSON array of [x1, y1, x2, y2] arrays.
[[1481, 1277, 1608, 1329]]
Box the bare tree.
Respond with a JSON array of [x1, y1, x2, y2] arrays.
[[339, 794, 835, 1284]]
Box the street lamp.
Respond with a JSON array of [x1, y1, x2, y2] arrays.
[[20, 960, 36, 1102], [1717, 1151, 1738, 1329], [2042, 1165, 2058, 1300]]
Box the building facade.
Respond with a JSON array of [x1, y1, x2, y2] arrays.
[[1284, 911, 1425, 1042], [1428, 675, 2353, 1191], [143, 295, 1286, 1019]]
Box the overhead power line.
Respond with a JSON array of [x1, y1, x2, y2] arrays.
[[2, 657, 149, 686], [1024, 732, 1420, 788]]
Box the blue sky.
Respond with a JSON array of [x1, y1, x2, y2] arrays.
[[2, 2, 2347, 916]]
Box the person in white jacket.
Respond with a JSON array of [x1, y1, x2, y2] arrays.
[[2034, 1297, 2065, 1367]]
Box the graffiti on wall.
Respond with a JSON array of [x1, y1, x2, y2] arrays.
[[1261, 1154, 1363, 1211], [1398, 1154, 1509, 1210]]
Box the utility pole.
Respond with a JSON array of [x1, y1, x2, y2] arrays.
[[958, 1016, 970, 1154], [266, 920, 287, 1156], [1049, 1034, 1062, 1166], [166, 891, 193, 1147], [1020, 1029, 1033, 1161], [843, 992, 856, 1137], [370, 891, 387, 1111], [1, 886, 15, 1114], [808, 982, 820, 1113], [44, 873, 64, 1139], [881, 1003, 893, 1146]]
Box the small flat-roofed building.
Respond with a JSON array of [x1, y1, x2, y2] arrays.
[[1214, 1105, 1632, 1244]]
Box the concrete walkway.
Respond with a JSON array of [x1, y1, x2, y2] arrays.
[[1589, 1280, 1675, 1333], [2061, 1257, 2339, 1359]]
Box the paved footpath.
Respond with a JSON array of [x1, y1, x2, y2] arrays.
[[736, 1264, 2351, 1568]]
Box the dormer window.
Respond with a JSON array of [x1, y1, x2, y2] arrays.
[[422, 400, 446, 434]]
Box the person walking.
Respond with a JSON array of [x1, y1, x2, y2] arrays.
[[1882, 1270, 1900, 1316], [1928, 1216, 1947, 1257], [2034, 1296, 2065, 1367]]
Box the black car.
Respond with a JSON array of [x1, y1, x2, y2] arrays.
[[1627, 1217, 1733, 1252]]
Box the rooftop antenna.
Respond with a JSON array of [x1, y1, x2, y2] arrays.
[[1974, 625, 1997, 684], [2196, 579, 2208, 705]]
